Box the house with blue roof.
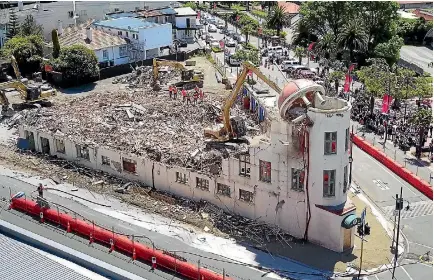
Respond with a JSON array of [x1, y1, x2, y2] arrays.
[[93, 17, 172, 59]]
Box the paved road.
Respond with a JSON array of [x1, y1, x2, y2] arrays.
[[0, 174, 330, 280], [352, 145, 433, 280], [400, 46, 433, 76]]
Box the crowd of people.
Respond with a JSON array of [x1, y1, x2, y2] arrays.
[[351, 88, 433, 159], [168, 85, 204, 105]]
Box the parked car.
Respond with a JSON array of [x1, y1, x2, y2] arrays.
[[225, 37, 236, 47], [220, 27, 228, 34], [237, 36, 246, 44], [233, 33, 241, 41], [226, 54, 241, 66], [208, 24, 217, 33], [226, 30, 235, 38], [205, 34, 214, 44], [210, 39, 220, 49], [217, 22, 225, 29], [235, 44, 244, 52], [281, 59, 299, 71]]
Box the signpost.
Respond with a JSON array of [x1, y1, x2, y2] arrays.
[[358, 207, 367, 279]]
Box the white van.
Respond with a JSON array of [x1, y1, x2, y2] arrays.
[[268, 46, 284, 55]]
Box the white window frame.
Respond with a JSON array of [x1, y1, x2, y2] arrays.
[[291, 168, 304, 191], [259, 160, 271, 183], [102, 49, 109, 60], [55, 138, 65, 154], [239, 154, 250, 177], [176, 171, 188, 184], [101, 155, 110, 166], [216, 183, 231, 197], [196, 177, 209, 191], [239, 189, 254, 203], [343, 165, 348, 193], [119, 45, 128, 58], [324, 132, 337, 155], [76, 145, 90, 160], [323, 169, 336, 197]]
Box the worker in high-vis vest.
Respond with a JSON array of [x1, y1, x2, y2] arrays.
[[173, 86, 178, 99], [182, 88, 187, 102], [168, 85, 173, 99]]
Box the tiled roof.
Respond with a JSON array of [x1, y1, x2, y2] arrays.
[[59, 22, 127, 51], [278, 2, 300, 14], [93, 17, 158, 32], [0, 233, 91, 280]]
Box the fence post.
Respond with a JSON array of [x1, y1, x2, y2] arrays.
[[197, 260, 201, 280], [416, 166, 419, 176], [223, 268, 225, 280]]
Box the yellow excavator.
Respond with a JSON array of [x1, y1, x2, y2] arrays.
[[10, 55, 22, 80], [0, 80, 56, 106], [204, 61, 282, 141], [152, 58, 204, 90]]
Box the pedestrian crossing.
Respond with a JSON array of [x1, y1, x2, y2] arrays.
[[373, 179, 390, 190], [383, 200, 433, 219]]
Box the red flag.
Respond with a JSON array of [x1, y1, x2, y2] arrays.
[[381, 94, 393, 113], [248, 70, 253, 76], [343, 74, 351, 93], [219, 40, 224, 48], [349, 63, 356, 72], [197, 11, 200, 19], [308, 42, 316, 51]]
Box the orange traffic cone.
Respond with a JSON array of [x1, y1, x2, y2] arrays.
[[40, 212, 44, 223], [67, 221, 71, 233], [132, 248, 136, 261]]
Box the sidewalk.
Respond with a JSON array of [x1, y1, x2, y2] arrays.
[[352, 122, 433, 184]]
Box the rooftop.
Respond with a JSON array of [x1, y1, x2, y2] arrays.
[[278, 2, 300, 14], [59, 23, 127, 50], [174, 7, 197, 16], [105, 11, 138, 19], [136, 9, 163, 18], [93, 17, 159, 32]]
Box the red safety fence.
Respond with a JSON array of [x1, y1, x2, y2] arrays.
[[9, 198, 229, 280], [352, 134, 433, 200]]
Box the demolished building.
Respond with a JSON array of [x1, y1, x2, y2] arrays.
[[17, 78, 356, 253]]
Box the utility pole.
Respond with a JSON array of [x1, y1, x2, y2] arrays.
[[392, 187, 403, 279], [358, 207, 367, 279]]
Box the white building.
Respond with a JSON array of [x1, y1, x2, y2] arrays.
[[92, 17, 172, 59], [173, 7, 198, 42], [57, 22, 128, 67], [17, 79, 357, 253]]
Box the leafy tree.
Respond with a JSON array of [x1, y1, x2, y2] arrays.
[[1, 35, 44, 74], [20, 15, 43, 36], [316, 32, 335, 59], [52, 45, 99, 81], [294, 46, 305, 65], [233, 49, 259, 66], [337, 20, 368, 63], [183, 2, 197, 9], [292, 20, 318, 48], [397, 17, 433, 45], [266, 5, 289, 36], [7, 9, 19, 39], [410, 108, 432, 158], [241, 24, 254, 43], [374, 35, 404, 66], [52, 29, 60, 59], [413, 76, 433, 98]]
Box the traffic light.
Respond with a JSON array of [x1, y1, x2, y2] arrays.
[[364, 223, 371, 235]]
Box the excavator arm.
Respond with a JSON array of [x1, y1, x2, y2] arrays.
[[152, 58, 186, 83], [11, 55, 22, 80]]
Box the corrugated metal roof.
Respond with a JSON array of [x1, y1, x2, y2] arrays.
[[174, 7, 197, 16], [93, 17, 158, 32], [0, 233, 91, 280]]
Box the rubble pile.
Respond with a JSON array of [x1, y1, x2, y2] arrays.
[[17, 88, 259, 173], [112, 66, 181, 88]]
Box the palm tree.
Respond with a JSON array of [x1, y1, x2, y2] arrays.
[[266, 5, 289, 37], [316, 32, 335, 60], [294, 47, 305, 65], [337, 20, 368, 63], [410, 108, 432, 158]]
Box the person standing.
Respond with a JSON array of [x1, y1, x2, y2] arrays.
[[37, 183, 44, 198], [173, 86, 178, 99], [199, 89, 204, 102], [182, 88, 187, 102], [169, 85, 173, 99]]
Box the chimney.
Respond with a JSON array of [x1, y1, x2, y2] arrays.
[[86, 27, 92, 42], [18, 1, 23, 11], [57, 20, 63, 36]]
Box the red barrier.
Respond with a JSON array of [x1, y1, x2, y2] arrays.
[[10, 198, 229, 280], [352, 134, 433, 200]]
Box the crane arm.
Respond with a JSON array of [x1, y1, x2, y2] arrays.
[[222, 61, 282, 136]]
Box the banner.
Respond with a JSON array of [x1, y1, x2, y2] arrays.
[[349, 63, 356, 72], [381, 94, 393, 113], [197, 11, 200, 19], [343, 74, 352, 93], [308, 42, 316, 51]]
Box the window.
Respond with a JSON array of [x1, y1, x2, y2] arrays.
[[324, 132, 337, 155], [196, 177, 209, 191], [216, 183, 231, 197], [102, 50, 109, 60], [239, 189, 254, 203], [126, 31, 129, 37], [68, 11, 74, 18], [55, 139, 65, 154], [102, 156, 110, 166], [291, 168, 304, 191], [118, 30, 122, 36], [259, 160, 271, 183], [122, 158, 137, 174], [119, 46, 128, 57], [239, 154, 250, 177], [186, 18, 191, 28], [176, 172, 188, 184], [133, 33, 138, 39], [323, 170, 336, 197], [345, 128, 349, 152], [76, 145, 90, 160], [343, 165, 348, 193]]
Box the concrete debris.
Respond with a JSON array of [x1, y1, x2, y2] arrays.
[[111, 65, 181, 88], [13, 86, 260, 174]]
